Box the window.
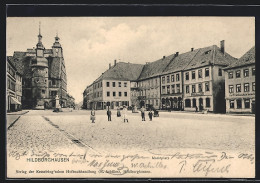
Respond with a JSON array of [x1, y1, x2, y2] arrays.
[[97, 92, 99, 97], [192, 98, 196, 107], [228, 72, 233, 79], [100, 82, 102, 87], [230, 100, 234, 109], [185, 99, 191, 108], [198, 69, 202, 78], [192, 85, 196, 93], [113, 82, 116, 87], [237, 99, 242, 109], [156, 99, 158, 106], [107, 92, 110, 97], [171, 75, 174, 82], [171, 84, 175, 94], [192, 71, 196, 79], [186, 85, 190, 93], [252, 68, 255, 76], [167, 85, 170, 94], [176, 74, 180, 81], [97, 83, 99, 88], [205, 68, 209, 77], [106, 82, 110, 87], [162, 86, 166, 94], [119, 92, 122, 97], [162, 76, 165, 84], [205, 98, 210, 107], [42, 90, 45, 94], [118, 82, 121, 87], [236, 70, 241, 78], [244, 99, 250, 109], [244, 69, 249, 77], [176, 84, 180, 93], [185, 72, 189, 80], [52, 80, 56, 85], [167, 76, 170, 83], [236, 84, 241, 93], [244, 83, 249, 92], [252, 82, 255, 91], [113, 92, 116, 97], [229, 85, 234, 93], [198, 83, 202, 92], [218, 68, 222, 76], [205, 82, 210, 91], [124, 92, 127, 97], [124, 82, 127, 87]]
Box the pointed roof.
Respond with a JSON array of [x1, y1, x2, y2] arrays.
[[183, 45, 237, 71], [224, 46, 255, 70], [94, 62, 144, 83], [138, 54, 175, 80]]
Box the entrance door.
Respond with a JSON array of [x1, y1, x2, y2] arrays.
[[199, 98, 203, 111]]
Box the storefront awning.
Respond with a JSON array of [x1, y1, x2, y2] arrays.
[[10, 97, 21, 105]]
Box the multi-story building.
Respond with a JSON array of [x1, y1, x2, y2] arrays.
[[137, 55, 174, 109], [89, 61, 143, 110], [224, 46, 255, 113], [10, 25, 69, 109], [7, 57, 21, 112], [182, 41, 237, 113], [160, 50, 199, 110], [83, 84, 94, 110]]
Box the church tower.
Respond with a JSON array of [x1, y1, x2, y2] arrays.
[[31, 22, 49, 109], [52, 32, 63, 58]]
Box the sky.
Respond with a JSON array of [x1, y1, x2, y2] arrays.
[[6, 17, 255, 103]]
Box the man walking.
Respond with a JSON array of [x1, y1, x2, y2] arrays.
[[141, 106, 146, 121], [107, 107, 112, 121]]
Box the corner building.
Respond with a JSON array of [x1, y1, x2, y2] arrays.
[[224, 46, 255, 113]]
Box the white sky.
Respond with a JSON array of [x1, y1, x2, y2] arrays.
[[6, 17, 255, 103]]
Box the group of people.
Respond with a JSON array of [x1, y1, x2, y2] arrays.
[[90, 106, 154, 123]]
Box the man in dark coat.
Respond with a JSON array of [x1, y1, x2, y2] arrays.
[[107, 108, 112, 121]]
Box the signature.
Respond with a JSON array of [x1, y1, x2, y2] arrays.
[[9, 150, 28, 160]]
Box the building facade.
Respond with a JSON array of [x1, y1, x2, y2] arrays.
[[10, 25, 69, 109], [224, 46, 255, 113]]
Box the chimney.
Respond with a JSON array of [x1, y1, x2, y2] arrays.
[[175, 52, 179, 56], [220, 40, 225, 54], [163, 56, 166, 59], [109, 63, 111, 69], [114, 59, 117, 66], [191, 48, 194, 52]]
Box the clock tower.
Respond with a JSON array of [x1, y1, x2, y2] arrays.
[[52, 33, 63, 58]]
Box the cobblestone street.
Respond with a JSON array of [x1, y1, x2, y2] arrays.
[[7, 110, 255, 154]]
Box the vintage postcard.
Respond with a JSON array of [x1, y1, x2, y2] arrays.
[[6, 16, 255, 178]]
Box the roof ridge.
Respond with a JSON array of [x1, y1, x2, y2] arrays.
[[162, 54, 177, 73], [183, 48, 201, 71]]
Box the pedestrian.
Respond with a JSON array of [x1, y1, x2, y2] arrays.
[[122, 106, 128, 123], [195, 106, 198, 112], [90, 108, 96, 123], [117, 106, 121, 117], [148, 109, 153, 121], [107, 107, 112, 121], [141, 106, 146, 121]]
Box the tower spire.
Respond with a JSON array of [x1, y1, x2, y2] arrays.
[[39, 21, 41, 35]]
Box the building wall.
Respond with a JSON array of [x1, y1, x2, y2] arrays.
[[138, 77, 160, 109], [7, 61, 17, 112], [15, 73, 22, 110], [225, 64, 255, 113]]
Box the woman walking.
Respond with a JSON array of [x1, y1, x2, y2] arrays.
[[90, 108, 96, 123], [122, 106, 128, 123], [117, 106, 121, 117]]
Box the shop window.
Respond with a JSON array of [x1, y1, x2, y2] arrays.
[[236, 84, 241, 93], [205, 68, 209, 77], [228, 72, 233, 79], [244, 99, 250, 109], [192, 98, 197, 107], [186, 85, 190, 93], [229, 85, 234, 93], [206, 98, 210, 107], [237, 99, 242, 109], [230, 100, 234, 108], [244, 83, 249, 92], [236, 70, 241, 78], [185, 99, 191, 108], [192, 71, 196, 79]]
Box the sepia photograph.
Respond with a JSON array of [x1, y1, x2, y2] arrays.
[[6, 15, 255, 178]]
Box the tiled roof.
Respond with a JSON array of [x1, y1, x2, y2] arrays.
[[183, 45, 237, 71], [94, 62, 144, 83], [224, 46, 255, 70], [138, 54, 175, 80], [48, 57, 62, 79]]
